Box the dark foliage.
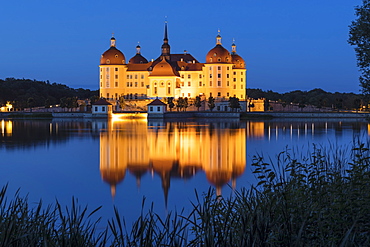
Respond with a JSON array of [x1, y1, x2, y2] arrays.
[[0, 78, 98, 109], [247, 88, 364, 110], [349, 0, 370, 94]]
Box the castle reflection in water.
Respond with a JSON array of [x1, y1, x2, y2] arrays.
[[99, 118, 246, 200]]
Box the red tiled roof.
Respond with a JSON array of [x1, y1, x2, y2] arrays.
[[147, 99, 166, 106]]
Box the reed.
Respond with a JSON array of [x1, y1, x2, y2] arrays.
[[2, 142, 370, 246]]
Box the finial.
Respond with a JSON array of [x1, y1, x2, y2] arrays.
[[112, 32, 115, 38], [165, 16, 168, 23], [216, 29, 222, 45]]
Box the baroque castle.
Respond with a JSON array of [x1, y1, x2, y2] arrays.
[[99, 23, 246, 107]]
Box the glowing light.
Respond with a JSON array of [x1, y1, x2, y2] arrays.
[[111, 113, 148, 123]]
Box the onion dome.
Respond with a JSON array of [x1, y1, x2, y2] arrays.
[[206, 31, 231, 63], [231, 40, 245, 69], [100, 36, 126, 65], [129, 44, 148, 64], [151, 57, 178, 76]]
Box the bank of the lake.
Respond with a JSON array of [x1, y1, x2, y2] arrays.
[[244, 111, 370, 119]]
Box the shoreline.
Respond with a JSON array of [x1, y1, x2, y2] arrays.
[[0, 111, 369, 120]]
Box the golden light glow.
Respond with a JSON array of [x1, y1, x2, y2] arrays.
[[99, 120, 246, 197], [0, 102, 13, 112], [1, 120, 12, 136]]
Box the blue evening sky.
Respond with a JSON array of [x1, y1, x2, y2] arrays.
[[0, 0, 362, 93]]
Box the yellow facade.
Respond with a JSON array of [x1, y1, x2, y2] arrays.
[[99, 25, 246, 106]]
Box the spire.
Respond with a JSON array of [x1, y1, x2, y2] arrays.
[[161, 19, 171, 60], [164, 19, 168, 41], [231, 38, 236, 54], [110, 33, 116, 47], [216, 29, 222, 45]]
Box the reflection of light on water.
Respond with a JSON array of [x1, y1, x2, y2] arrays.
[[111, 113, 148, 122], [1, 119, 12, 136], [99, 120, 246, 199]]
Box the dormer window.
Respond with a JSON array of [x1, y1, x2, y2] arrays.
[[217, 58, 221, 62]]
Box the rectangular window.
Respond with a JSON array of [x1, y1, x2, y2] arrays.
[[181, 75, 184, 78], [210, 74, 212, 78], [199, 81, 202, 86], [188, 81, 191, 87], [188, 93, 191, 97], [227, 92, 229, 97], [115, 81, 118, 87], [150, 106, 153, 111], [217, 66, 221, 70], [241, 72, 244, 75], [126, 75, 129, 79], [141, 81, 144, 87], [127, 82, 129, 87], [115, 93, 118, 99], [217, 92, 221, 96], [210, 81, 213, 86], [141, 75, 144, 79], [115, 75, 118, 79], [233, 72, 236, 75], [157, 106, 160, 111], [199, 74, 202, 78], [135, 75, 138, 79], [241, 85, 243, 89], [129, 75, 132, 79], [94, 106, 98, 111], [209, 67, 212, 70], [188, 74, 191, 79], [226, 74, 229, 78], [241, 78, 243, 82], [233, 84, 236, 89], [233, 78, 236, 82], [100, 75, 102, 79], [227, 67, 229, 70], [218, 81, 221, 86], [218, 74, 221, 78], [115, 68, 118, 71], [227, 81, 230, 86], [135, 82, 138, 87], [168, 87, 171, 94]]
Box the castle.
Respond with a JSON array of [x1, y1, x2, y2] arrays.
[[99, 23, 246, 108]]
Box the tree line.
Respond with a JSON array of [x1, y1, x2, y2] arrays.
[[0, 78, 98, 110], [247, 88, 364, 111]]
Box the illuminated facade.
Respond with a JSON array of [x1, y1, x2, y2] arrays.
[[99, 23, 246, 106]]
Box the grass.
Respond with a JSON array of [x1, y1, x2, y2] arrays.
[[2, 142, 370, 245]]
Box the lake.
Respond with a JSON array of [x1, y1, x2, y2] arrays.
[[0, 117, 367, 226]]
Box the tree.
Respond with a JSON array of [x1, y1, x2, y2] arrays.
[[27, 97, 34, 112], [228, 97, 241, 112], [176, 97, 184, 111], [194, 96, 202, 111], [119, 96, 125, 110], [208, 96, 215, 111], [167, 97, 175, 111], [183, 97, 189, 112], [348, 0, 370, 94]]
